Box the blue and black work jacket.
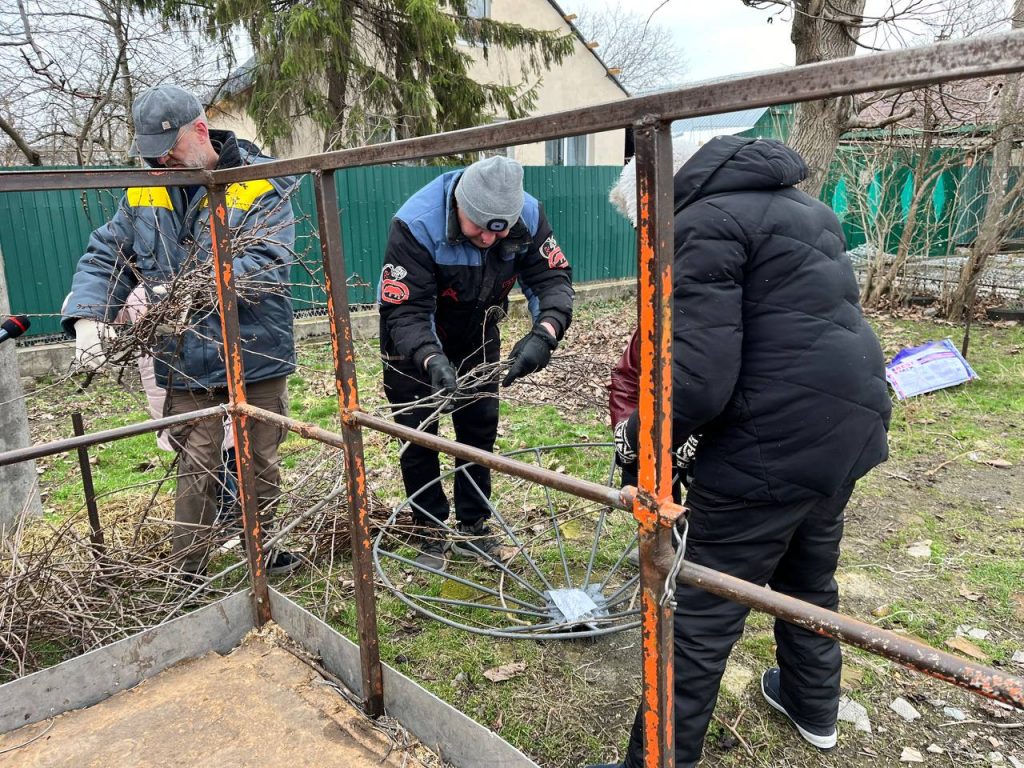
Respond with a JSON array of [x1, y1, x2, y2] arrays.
[[377, 169, 574, 369], [62, 131, 297, 390]]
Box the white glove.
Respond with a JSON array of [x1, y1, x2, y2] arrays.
[[74, 318, 115, 371]]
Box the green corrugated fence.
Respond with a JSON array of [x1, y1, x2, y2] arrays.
[[0, 165, 636, 338]]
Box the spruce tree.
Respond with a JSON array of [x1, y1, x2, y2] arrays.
[[135, 0, 573, 150]]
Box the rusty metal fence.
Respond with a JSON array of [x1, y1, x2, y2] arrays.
[[3, 30, 1024, 768]]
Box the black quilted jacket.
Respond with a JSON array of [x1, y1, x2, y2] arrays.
[[666, 135, 891, 502]]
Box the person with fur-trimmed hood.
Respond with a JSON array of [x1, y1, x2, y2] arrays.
[[589, 135, 891, 768]]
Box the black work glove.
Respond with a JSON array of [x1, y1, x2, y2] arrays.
[[502, 325, 557, 387], [613, 411, 639, 466], [425, 354, 458, 411]]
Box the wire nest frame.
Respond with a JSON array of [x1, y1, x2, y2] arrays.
[[372, 442, 642, 640]]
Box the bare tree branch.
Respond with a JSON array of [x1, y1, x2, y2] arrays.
[[846, 105, 917, 130], [0, 111, 41, 164], [573, 5, 687, 94]]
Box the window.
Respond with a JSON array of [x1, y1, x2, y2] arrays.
[[545, 135, 588, 166], [467, 0, 491, 18]]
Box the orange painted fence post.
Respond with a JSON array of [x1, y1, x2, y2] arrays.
[[207, 183, 272, 627], [633, 120, 678, 768], [312, 170, 385, 717]]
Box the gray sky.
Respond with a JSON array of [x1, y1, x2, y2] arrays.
[[564, 0, 795, 83], [564, 0, 1014, 85]]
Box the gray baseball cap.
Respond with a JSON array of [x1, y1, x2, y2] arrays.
[[130, 84, 203, 158]]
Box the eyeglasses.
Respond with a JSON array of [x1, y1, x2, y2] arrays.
[[143, 123, 192, 167]]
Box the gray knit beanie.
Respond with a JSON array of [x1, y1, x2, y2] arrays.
[[454, 156, 525, 233]]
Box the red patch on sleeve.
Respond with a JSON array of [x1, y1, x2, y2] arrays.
[[540, 236, 568, 269], [381, 279, 410, 304]]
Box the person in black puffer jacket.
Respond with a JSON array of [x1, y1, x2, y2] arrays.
[[595, 135, 892, 768]]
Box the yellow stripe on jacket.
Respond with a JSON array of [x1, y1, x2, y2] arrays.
[[126, 187, 173, 210], [128, 180, 274, 212], [225, 179, 275, 211]]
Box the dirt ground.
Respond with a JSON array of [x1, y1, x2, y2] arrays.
[[0, 632, 431, 768], [497, 305, 1024, 767], [565, 459, 1024, 768]]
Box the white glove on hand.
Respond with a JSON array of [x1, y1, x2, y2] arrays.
[[74, 318, 115, 371]]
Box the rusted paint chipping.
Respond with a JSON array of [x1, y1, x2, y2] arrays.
[[634, 121, 676, 768], [207, 184, 270, 626], [9, 30, 1024, 752], [678, 560, 1024, 709], [313, 170, 385, 717]]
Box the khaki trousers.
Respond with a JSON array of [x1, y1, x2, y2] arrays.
[[164, 376, 289, 573]]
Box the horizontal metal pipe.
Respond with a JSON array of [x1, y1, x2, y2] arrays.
[[1, 32, 1022, 193], [208, 30, 1024, 181], [0, 167, 211, 192], [0, 406, 225, 468], [238, 403, 1024, 709], [677, 560, 1024, 710], [233, 403, 631, 513]]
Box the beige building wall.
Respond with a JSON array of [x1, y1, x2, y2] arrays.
[[207, 98, 322, 159], [467, 0, 628, 166], [208, 0, 629, 166]]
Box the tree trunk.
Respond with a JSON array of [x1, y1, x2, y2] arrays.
[[788, 0, 866, 197], [0, 113, 42, 166], [0, 245, 43, 534], [324, 62, 350, 152], [946, 0, 1024, 320]]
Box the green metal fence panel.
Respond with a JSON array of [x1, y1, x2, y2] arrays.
[[0, 165, 635, 338], [821, 146, 974, 258], [523, 166, 636, 285]]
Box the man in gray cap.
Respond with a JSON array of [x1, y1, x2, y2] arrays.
[[62, 83, 301, 581], [378, 155, 575, 570]]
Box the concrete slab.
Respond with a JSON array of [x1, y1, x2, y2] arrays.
[[0, 638, 426, 768]]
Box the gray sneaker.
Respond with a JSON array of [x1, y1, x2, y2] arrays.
[[412, 525, 448, 571], [450, 520, 508, 564]]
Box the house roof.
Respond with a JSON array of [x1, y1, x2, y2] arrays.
[[543, 0, 629, 96], [672, 107, 768, 138], [852, 77, 1022, 135]]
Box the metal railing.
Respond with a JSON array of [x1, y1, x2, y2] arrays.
[[3, 29, 1024, 768]]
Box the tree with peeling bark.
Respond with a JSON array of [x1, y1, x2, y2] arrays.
[[740, 0, 1010, 197]]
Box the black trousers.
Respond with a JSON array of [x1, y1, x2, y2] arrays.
[[622, 481, 854, 767], [382, 327, 500, 527]]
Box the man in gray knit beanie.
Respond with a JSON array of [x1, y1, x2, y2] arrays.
[[453, 156, 525, 236], [377, 154, 575, 570]]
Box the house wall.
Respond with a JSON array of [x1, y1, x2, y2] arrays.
[[207, 0, 628, 166], [464, 0, 628, 166]]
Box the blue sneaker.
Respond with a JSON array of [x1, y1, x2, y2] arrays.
[[760, 667, 837, 749]]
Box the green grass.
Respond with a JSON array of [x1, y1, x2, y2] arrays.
[[873, 317, 1024, 461]]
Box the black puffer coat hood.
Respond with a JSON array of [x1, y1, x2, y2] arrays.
[[669, 135, 891, 502]]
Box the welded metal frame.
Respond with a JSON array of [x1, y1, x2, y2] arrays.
[[3, 30, 1024, 768]]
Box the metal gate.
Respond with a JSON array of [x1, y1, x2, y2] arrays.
[[3, 29, 1024, 768]]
